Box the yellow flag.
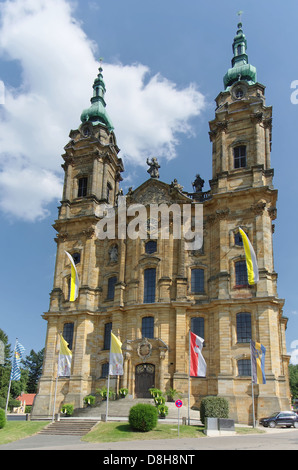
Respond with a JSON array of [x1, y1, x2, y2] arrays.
[[65, 251, 79, 301], [109, 332, 123, 375], [239, 228, 259, 285], [58, 335, 72, 377]]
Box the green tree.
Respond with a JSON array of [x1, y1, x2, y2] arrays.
[[23, 349, 44, 393], [289, 364, 298, 399], [0, 329, 12, 400]]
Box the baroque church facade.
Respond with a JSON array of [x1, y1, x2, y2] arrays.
[[32, 23, 291, 424]]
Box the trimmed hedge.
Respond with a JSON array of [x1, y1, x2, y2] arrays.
[[129, 403, 158, 432], [200, 396, 229, 425], [0, 408, 6, 429]]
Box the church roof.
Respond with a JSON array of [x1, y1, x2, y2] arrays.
[[80, 65, 114, 131], [223, 22, 257, 90]]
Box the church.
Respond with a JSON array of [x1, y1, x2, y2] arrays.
[[32, 23, 291, 424]]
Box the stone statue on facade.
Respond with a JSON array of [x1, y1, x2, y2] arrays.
[[147, 157, 160, 179]]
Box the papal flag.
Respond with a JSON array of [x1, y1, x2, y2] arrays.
[[58, 335, 72, 377], [65, 251, 79, 301], [250, 340, 266, 384], [10, 341, 25, 381], [109, 332, 123, 376], [189, 331, 206, 377], [239, 227, 259, 285]]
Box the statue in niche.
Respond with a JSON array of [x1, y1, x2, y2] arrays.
[[109, 244, 118, 263], [146, 157, 160, 179]]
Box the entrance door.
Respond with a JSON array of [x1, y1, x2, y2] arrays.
[[135, 364, 155, 398]]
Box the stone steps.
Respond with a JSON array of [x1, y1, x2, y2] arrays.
[[39, 419, 98, 436], [73, 398, 201, 421]]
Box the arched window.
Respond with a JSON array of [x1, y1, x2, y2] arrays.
[[63, 323, 74, 351], [236, 313, 251, 343], [142, 317, 154, 339], [144, 268, 156, 303], [191, 268, 204, 293]]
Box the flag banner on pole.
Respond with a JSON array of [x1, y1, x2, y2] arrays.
[[250, 340, 266, 384], [65, 251, 79, 301], [10, 341, 25, 381], [239, 227, 259, 285], [58, 335, 72, 377], [109, 332, 123, 376], [190, 331, 206, 377]]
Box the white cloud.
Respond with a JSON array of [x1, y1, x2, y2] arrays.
[[290, 340, 298, 365], [0, 0, 206, 222]]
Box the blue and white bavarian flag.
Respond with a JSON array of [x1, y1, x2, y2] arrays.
[[10, 341, 25, 381]]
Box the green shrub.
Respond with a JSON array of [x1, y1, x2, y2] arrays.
[[129, 403, 158, 432], [0, 397, 6, 409], [84, 395, 96, 406], [61, 403, 74, 416], [200, 396, 229, 425], [0, 408, 6, 429]]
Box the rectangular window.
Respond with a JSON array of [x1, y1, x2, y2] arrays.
[[103, 322, 112, 350], [236, 313, 252, 343], [238, 359, 251, 377], [63, 323, 74, 351], [101, 363, 109, 378], [191, 268, 204, 293], [142, 317, 154, 338], [191, 317, 204, 340], [234, 146, 246, 169], [78, 177, 88, 197], [107, 276, 117, 300], [235, 260, 248, 286], [144, 268, 156, 303]]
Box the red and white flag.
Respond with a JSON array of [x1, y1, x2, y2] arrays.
[[190, 331, 206, 377]]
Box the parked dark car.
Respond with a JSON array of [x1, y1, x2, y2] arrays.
[[259, 411, 298, 428]]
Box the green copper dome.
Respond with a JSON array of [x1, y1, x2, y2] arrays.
[[223, 22, 257, 90], [80, 66, 114, 131]]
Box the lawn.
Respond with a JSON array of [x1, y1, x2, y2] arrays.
[[82, 422, 206, 443], [0, 421, 49, 445]]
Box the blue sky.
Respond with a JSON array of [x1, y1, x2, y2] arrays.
[[0, 0, 298, 365]]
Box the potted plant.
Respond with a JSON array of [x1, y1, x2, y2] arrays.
[[154, 395, 166, 406], [157, 404, 169, 419], [119, 387, 128, 398], [166, 388, 181, 402], [61, 403, 74, 416], [149, 387, 162, 398], [84, 395, 96, 407]]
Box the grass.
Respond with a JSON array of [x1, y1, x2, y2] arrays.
[[82, 422, 206, 443], [0, 420, 264, 445], [0, 421, 49, 445]]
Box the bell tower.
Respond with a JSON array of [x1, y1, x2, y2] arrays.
[[209, 22, 273, 192], [32, 66, 124, 417]]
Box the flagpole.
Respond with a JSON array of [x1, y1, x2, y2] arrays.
[[5, 338, 17, 416], [106, 331, 112, 422], [250, 340, 256, 428], [188, 329, 191, 426], [52, 334, 61, 423]]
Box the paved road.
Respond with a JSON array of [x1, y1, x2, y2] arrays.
[[1, 427, 297, 451]]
